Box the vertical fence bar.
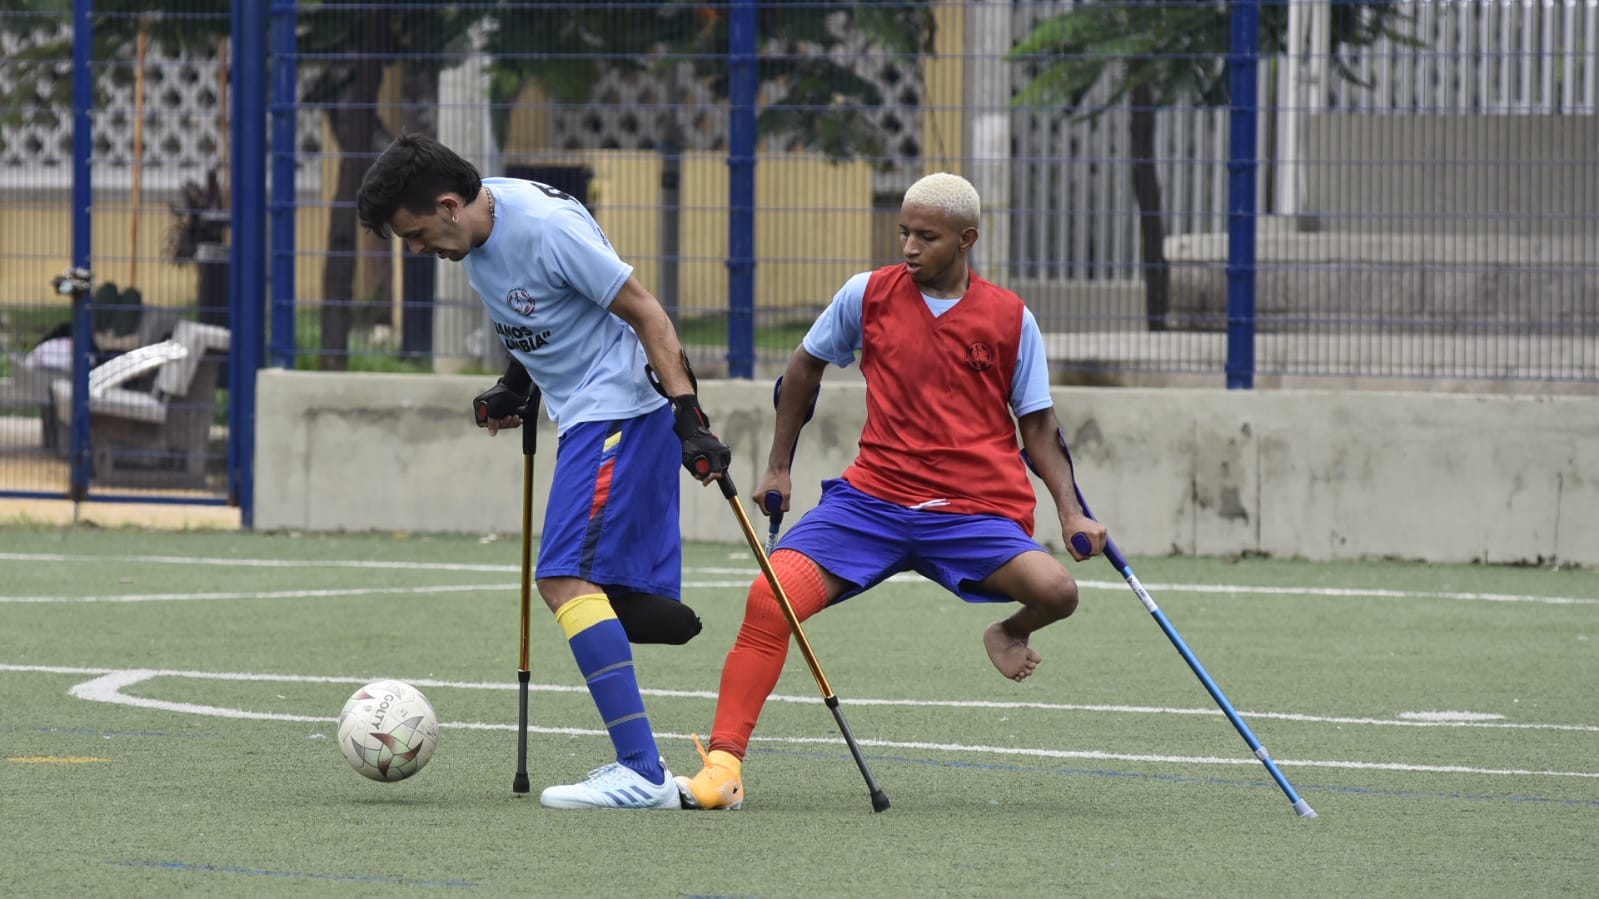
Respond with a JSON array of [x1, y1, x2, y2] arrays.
[[1585, 3, 1598, 112], [1225, 0, 1260, 388], [726, 0, 756, 379], [68, 0, 94, 502], [269, 0, 298, 371], [231, 0, 269, 524]]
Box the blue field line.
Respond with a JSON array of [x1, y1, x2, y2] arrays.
[[110, 860, 476, 887], [776, 749, 1599, 808]]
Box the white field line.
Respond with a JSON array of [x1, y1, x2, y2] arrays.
[[0, 553, 1595, 607], [0, 552, 516, 573], [28, 662, 1599, 780], [0, 584, 509, 603], [15, 665, 1591, 781]]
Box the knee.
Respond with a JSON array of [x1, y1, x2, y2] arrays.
[[1030, 570, 1080, 621], [610, 592, 702, 645], [741, 577, 788, 632]]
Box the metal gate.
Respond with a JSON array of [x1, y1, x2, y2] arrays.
[[0, 2, 239, 513]]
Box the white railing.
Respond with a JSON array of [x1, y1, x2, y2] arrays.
[[1006, 0, 1596, 276]]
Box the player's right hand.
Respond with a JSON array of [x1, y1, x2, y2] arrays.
[[669, 395, 732, 481], [473, 379, 528, 434], [752, 470, 792, 519]]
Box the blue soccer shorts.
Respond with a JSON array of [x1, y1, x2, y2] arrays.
[[776, 478, 1045, 605], [536, 404, 682, 599]]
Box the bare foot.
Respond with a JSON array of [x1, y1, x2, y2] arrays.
[[983, 622, 1041, 682]]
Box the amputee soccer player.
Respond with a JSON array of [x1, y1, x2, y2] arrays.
[[676, 172, 1109, 810], [357, 132, 730, 810]]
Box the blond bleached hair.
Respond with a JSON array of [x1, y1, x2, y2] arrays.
[[902, 172, 981, 230]]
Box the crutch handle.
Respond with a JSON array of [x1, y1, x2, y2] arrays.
[[763, 491, 785, 553], [766, 375, 817, 547]]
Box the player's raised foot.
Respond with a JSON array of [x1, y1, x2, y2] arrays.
[[539, 762, 682, 810], [674, 735, 744, 810], [983, 621, 1041, 682]]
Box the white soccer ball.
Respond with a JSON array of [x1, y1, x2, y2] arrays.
[[336, 679, 439, 782]]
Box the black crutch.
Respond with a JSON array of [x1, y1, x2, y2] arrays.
[[477, 383, 542, 795]]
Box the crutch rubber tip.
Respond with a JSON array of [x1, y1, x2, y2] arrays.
[[1292, 799, 1317, 818], [870, 790, 891, 813], [512, 774, 530, 795]]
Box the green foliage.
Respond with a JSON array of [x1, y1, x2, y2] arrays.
[[0, 2, 231, 129], [675, 312, 815, 355], [295, 1, 480, 113], [1, 303, 73, 353], [486, 1, 937, 163], [287, 309, 433, 374], [1010, 0, 1416, 114]]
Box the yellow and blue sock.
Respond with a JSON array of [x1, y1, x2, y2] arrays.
[[555, 593, 664, 784]]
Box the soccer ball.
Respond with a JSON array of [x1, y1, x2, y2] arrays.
[[336, 679, 439, 782]]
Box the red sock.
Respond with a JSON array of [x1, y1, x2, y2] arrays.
[[708, 550, 829, 759]]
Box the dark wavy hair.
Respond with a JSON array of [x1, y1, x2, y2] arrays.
[[356, 132, 483, 238]]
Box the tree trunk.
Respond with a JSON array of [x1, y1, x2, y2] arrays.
[[318, 15, 387, 371], [1128, 83, 1169, 332]]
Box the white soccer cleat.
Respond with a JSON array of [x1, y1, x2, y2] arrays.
[[539, 762, 682, 810]]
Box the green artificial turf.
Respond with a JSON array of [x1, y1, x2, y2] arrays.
[[1, 526, 1595, 897]]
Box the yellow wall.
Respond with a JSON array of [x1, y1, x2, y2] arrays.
[[0, 201, 81, 318], [0, 199, 292, 312], [923, 0, 968, 175], [0, 154, 873, 337], [0, 196, 327, 328], [575, 150, 875, 314]]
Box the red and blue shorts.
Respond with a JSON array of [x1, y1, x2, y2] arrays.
[[536, 403, 681, 599]]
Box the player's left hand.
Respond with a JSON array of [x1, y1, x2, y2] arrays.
[[1062, 513, 1107, 561]]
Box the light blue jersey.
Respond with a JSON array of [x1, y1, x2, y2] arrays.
[[801, 271, 1055, 417], [464, 177, 667, 432]]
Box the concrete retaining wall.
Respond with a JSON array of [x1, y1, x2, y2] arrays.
[[1164, 228, 1599, 333], [1164, 113, 1599, 333], [255, 369, 1598, 566]]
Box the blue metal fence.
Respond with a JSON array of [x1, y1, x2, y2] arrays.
[[2, 1, 1595, 513], [1, 1, 238, 508]]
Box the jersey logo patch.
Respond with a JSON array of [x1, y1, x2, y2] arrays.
[[506, 288, 535, 316], [966, 342, 994, 371]]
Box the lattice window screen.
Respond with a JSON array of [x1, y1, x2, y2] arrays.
[[0, 23, 322, 189]]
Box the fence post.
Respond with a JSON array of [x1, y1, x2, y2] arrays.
[[67, 0, 95, 503], [726, 0, 757, 379], [1226, 0, 1260, 389], [269, 0, 298, 371], [231, 0, 269, 524]]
